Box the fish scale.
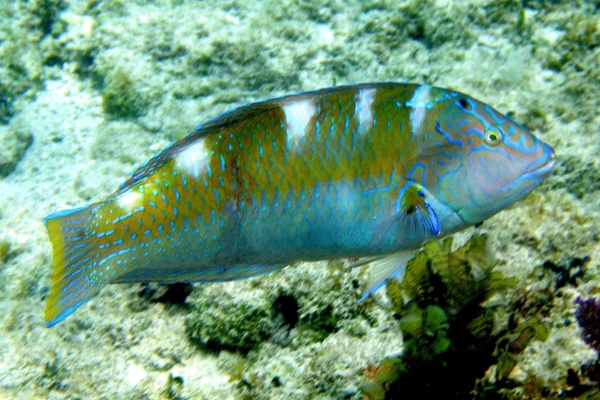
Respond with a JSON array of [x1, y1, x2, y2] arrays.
[[44, 82, 554, 326]]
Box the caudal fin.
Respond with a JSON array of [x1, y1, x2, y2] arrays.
[[44, 205, 104, 327]]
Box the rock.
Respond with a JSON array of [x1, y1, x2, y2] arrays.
[[0, 126, 32, 178]]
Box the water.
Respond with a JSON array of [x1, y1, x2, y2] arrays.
[[0, 0, 598, 398]]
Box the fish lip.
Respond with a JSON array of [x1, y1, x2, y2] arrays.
[[524, 147, 555, 179]]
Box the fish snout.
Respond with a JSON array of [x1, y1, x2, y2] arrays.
[[527, 142, 555, 179]]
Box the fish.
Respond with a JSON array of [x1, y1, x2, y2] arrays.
[[44, 83, 555, 327]]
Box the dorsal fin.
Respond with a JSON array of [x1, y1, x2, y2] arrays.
[[194, 98, 279, 131], [113, 83, 395, 196]]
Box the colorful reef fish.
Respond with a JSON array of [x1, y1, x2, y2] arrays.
[[44, 83, 555, 327]]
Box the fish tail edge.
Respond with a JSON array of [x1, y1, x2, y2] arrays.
[[44, 205, 103, 327]]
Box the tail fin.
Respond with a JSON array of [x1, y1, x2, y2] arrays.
[[44, 205, 104, 327]]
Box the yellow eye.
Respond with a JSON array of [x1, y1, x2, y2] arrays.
[[485, 129, 502, 146]]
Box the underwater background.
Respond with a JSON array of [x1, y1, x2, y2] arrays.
[[0, 0, 599, 398]]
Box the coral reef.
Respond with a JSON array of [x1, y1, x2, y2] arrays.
[[184, 262, 360, 348], [0, 0, 599, 398]]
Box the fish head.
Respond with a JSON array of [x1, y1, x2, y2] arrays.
[[414, 90, 555, 226]]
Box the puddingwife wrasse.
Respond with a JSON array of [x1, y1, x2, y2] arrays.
[[44, 83, 555, 327]]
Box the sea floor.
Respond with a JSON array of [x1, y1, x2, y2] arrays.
[[0, 0, 599, 398]]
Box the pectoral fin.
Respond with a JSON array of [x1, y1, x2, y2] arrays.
[[397, 182, 440, 237]]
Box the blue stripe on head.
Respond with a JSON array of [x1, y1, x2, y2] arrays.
[[484, 104, 505, 124], [435, 120, 463, 147]]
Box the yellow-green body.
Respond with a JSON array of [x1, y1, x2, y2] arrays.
[[44, 83, 554, 326]]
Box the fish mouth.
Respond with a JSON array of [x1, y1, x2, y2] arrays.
[[523, 145, 555, 180], [456, 144, 555, 226]]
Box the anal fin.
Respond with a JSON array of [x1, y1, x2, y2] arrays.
[[113, 264, 287, 283]]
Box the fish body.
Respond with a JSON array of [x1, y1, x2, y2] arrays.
[[44, 83, 554, 326]]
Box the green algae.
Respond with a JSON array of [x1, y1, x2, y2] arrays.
[[185, 261, 363, 352], [181, 260, 392, 398], [362, 228, 600, 399], [0, 0, 64, 106], [100, 66, 146, 118], [0, 84, 11, 123], [188, 34, 301, 95], [0, 127, 32, 178], [89, 121, 159, 164], [361, 235, 554, 399], [392, 235, 513, 314], [159, 373, 184, 400], [186, 286, 274, 352], [398, 304, 452, 357], [550, 155, 600, 200], [0, 240, 10, 263]]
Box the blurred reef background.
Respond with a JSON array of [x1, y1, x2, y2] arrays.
[[0, 0, 599, 398]]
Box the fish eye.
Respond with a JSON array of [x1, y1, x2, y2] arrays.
[[484, 129, 503, 146]]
